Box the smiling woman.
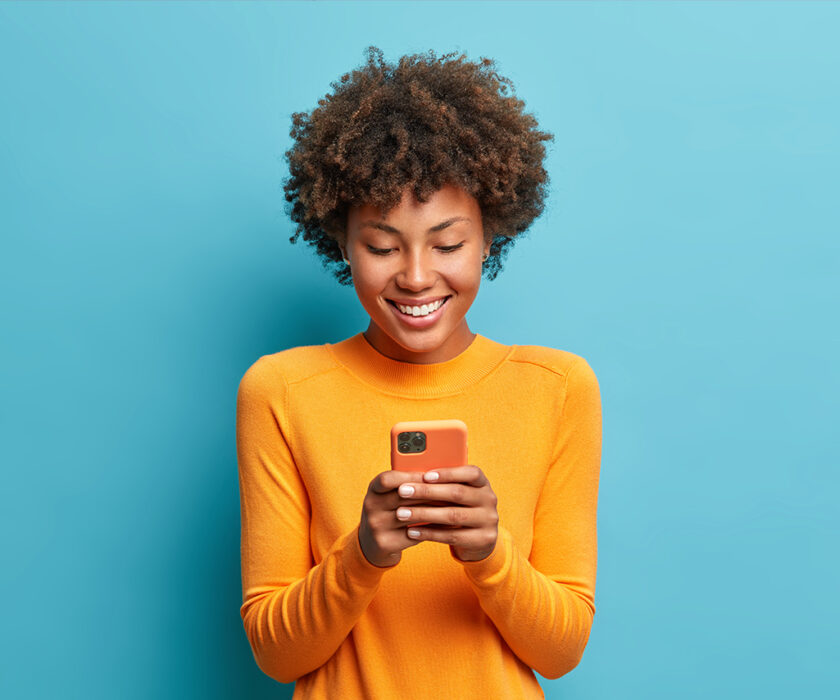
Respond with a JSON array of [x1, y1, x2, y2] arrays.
[[236, 46, 603, 699], [340, 184, 490, 363]]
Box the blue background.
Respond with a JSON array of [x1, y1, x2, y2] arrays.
[[1, 1, 837, 698]]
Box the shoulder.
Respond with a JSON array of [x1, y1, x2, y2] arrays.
[[507, 343, 598, 385], [237, 343, 340, 398], [506, 344, 601, 422]]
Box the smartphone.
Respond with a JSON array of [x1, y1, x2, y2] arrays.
[[390, 419, 468, 527]]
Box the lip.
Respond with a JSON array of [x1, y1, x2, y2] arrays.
[[386, 295, 451, 328], [386, 295, 451, 307]]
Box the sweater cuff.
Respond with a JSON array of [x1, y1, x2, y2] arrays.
[[454, 524, 515, 585], [337, 525, 397, 586]]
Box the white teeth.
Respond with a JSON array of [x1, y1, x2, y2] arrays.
[[395, 298, 446, 316]]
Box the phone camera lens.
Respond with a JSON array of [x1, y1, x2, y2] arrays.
[[399, 442, 410, 452]]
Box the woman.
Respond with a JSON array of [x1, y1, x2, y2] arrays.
[[236, 47, 602, 699]]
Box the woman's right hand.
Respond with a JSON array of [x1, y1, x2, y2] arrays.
[[358, 470, 429, 568]]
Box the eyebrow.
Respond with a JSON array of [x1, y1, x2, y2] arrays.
[[359, 216, 471, 234]]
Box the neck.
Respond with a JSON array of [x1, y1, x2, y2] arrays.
[[327, 330, 512, 398], [363, 320, 476, 364]]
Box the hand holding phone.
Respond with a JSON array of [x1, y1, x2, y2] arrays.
[[391, 419, 468, 526]]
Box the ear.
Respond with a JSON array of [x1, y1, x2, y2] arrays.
[[483, 240, 492, 260], [337, 236, 350, 264]]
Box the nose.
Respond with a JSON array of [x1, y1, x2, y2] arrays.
[[395, 249, 436, 291]]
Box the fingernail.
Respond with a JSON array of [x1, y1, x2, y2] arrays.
[[396, 508, 411, 519], [425, 472, 439, 481], [407, 529, 421, 537], [399, 484, 415, 497]]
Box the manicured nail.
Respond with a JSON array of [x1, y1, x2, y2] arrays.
[[399, 484, 415, 497], [425, 472, 439, 481], [397, 508, 411, 519], [407, 529, 421, 537]]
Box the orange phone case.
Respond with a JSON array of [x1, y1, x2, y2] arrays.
[[390, 419, 468, 527]]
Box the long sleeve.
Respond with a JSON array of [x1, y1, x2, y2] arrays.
[[236, 357, 391, 684], [455, 356, 602, 680]]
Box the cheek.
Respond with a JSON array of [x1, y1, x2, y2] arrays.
[[352, 262, 389, 299], [445, 260, 483, 292]]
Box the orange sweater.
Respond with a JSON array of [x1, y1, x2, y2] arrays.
[[236, 332, 602, 698]]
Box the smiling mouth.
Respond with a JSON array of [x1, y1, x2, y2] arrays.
[[386, 296, 451, 317]]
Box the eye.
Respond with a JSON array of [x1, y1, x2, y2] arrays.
[[437, 242, 465, 253], [367, 245, 393, 256]]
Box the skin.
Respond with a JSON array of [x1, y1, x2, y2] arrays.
[[338, 184, 500, 566], [339, 183, 491, 364]]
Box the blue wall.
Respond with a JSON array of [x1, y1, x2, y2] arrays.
[[1, 1, 837, 698]]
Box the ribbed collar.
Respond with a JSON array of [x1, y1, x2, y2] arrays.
[[327, 332, 513, 398]]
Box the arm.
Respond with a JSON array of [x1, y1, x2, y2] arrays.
[[236, 357, 390, 684], [456, 357, 602, 679]]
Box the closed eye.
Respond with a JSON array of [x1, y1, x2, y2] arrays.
[[366, 242, 465, 255], [367, 246, 392, 255]]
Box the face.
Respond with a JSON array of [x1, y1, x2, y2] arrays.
[[340, 183, 492, 364]]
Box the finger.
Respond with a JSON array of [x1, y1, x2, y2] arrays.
[[395, 505, 476, 527], [396, 481, 479, 506], [370, 470, 428, 495], [405, 524, 475, 546], [420, 465, 485, 486]]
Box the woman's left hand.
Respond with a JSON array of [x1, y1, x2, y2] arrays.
[[396, 465, 498, 562]]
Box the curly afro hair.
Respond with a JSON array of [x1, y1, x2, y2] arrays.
[[283, 46, 554, 285]]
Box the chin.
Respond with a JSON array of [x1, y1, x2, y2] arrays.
[[364, 294, 470, 360]]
